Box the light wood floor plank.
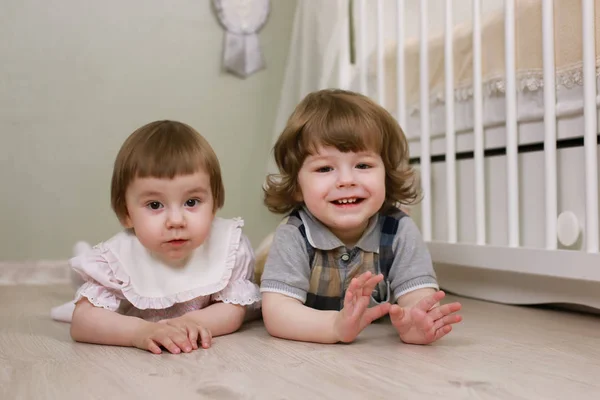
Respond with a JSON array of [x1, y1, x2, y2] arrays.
[[0, 285, 599, 399]]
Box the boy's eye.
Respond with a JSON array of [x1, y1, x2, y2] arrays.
[[316, 166, 333, 173], [147, 201, 163, 210], [185, 199, 200, 207], [356, 163, 371, 169]]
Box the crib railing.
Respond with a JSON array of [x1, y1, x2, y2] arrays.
[[582, 0, 599, 253], [352, 0, 599, 254]]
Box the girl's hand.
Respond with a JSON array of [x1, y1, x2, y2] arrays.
[[132, 321, 195, 354], [390, 290, 462, 345], [333, 271, 392, 343], [158, 316, 212, 350]]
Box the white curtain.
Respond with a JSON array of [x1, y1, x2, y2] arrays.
[[265, 0, 351, 175]]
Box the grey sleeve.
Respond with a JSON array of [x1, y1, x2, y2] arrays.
[[259, 224, 311, 303], [387, 217, 439, 302]]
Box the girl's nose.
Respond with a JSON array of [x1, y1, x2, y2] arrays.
[[166, 209, 186, 228]]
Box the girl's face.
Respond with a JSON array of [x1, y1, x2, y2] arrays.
[[296, 145, 386, 246], [123, 169, 215, 267]]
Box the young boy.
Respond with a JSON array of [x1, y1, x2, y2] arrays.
[[260, 89, 462, 344]]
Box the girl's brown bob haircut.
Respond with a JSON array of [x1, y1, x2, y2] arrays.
[[111, 120, 225, 223]]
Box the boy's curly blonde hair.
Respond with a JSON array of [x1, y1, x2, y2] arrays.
[[264, 89, 419, 215], [111, 120, 225, 224]]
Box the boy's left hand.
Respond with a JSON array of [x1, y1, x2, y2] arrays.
[[390, 290, 462, 345]]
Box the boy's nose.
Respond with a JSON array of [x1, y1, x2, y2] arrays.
[[336, 169, 356, 187]]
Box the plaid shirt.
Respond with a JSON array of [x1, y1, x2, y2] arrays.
[[285, 207, 407, 311]]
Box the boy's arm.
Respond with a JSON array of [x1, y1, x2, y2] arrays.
[[260, 224, 341, 342], [387, 217, 439, 302], [397, 287, 437, 308], [260, 224, 340, 343], [263, 276, 391, 344], [262, 273, 391, 344], [387, 217, 462, 343], [261, 292, 340, 343]]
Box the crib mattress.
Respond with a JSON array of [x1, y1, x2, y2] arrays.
[[367, 0, 600, 124]]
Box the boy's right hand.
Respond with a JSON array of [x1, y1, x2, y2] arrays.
[[333, 271, 392, 343], [132, 322, 194, 355]]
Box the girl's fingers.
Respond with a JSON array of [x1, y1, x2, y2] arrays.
[[171, 332, 192, 353], [146, 339, 162, 354], [199, 327, 212, 349], [187, 325, 199, 350], [159, 337, 181, 354]]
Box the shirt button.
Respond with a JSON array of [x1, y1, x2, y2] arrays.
[[341, 253, 350, 262]]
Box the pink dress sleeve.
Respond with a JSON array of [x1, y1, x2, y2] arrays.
[[211, 234, 261, 307], [71, 246, 127, 311]]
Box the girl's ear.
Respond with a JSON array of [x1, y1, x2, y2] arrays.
[[122, 214, 134, 229]]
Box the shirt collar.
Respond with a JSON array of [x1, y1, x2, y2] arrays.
[[298, 206, 380, 253]]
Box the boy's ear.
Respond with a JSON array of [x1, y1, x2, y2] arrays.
[[293, 188, 303, 203]]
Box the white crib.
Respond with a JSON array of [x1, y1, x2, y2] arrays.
[[347, 0, 600, 311]]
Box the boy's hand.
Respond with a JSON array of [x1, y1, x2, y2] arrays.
[[158, 316, 212, 350], [132, 321, 196, 354], [333, 271, 392, 343], [390, 290, 462, 345]]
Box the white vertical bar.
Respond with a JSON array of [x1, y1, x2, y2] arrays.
[[376, 0, 385, 106], [396, 0, 406, 127], [338, 1, 351, 89], [358, 0, 367, 94], [420, 0, 432, 241], [505, 0, 519, 247], [542, 0, 557, 250], [582, 0, 599, 253], [473, 0, 486, 245], [445, 0, 457, 243]]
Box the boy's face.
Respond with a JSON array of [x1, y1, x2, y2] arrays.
[[297, 145, 386, 245], [123, 170, 215, 267]]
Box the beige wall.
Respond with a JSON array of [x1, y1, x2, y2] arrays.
[[0, 0, 296, 261]]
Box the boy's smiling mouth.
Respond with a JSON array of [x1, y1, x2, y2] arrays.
[[331, 197, 365, 205]]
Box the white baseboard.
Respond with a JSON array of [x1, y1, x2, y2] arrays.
[[0, 260, 71, 285], [435, 263, 600, 311]]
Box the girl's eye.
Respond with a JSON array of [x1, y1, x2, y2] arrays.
[[356, 163, 371, 169], [147, 201, 163, 210], [316, 166, 333, 173], [185, 199, 200, 207]]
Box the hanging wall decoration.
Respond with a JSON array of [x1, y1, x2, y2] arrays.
[[212, 0, 271, 78]]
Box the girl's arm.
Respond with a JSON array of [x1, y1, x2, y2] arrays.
[[71, 299, 194, 354], [70, 299, 148, 346], [174, 302, 247, 337]]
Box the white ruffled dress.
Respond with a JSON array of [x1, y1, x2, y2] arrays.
[[61, 217, 261, 322]]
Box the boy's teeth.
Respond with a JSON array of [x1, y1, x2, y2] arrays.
[[336, 198, 357, 204]]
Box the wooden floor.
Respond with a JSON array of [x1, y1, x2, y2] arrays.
[[1, 285, 599, 400]]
